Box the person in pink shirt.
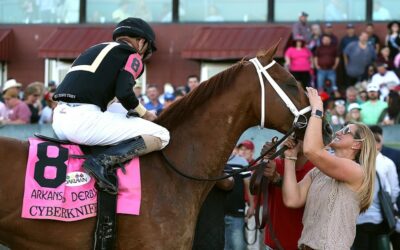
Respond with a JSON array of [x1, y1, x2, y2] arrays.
[[2, 88, 31, 124], [285, 35, 313, 89]]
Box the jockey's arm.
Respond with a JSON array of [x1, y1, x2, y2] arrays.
[[115, 70, 147, 117]]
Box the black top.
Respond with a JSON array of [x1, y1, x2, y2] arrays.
[[54, 41, 142, 112], [28, 104, 40, 123], [192, 165, 233, 250], [224, 163, 251, 217]]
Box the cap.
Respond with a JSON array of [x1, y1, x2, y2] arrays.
[[293, 35, 305, 41], [367, 83, 380, 92], [2, 79, 22, 93], [238, 140, 255, 150], [376, 61, 388, 68], [325, 22, 332, 28], [346, 23, 354, 29], [347, 103, 361, 112], [164, 93, 175, 101], [334, 99, 345, 106], [299, 11, 308, 17], [3, 88, 19, 99]]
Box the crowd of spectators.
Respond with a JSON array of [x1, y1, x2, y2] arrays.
[[0, 79, 56, 125], [289, 11, 400, 128]]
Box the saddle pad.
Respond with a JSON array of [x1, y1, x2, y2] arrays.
[[22, 138, 141, 222]]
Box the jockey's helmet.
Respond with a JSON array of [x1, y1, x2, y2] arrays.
[[113, 17, 157, 55]]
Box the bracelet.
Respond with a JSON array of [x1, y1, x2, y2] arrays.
[[311, 114, 322, 119], [285, 156, 297, 161]]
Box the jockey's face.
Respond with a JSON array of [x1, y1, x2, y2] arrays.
[[117, 36, 151, 60]]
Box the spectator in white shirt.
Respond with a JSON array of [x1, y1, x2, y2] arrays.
[[371, 62, 400, 101]]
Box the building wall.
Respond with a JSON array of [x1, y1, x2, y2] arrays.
[[0, 22, 392, 88]]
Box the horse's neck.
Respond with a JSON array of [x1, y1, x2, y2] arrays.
[[165, 91, 257, 177]]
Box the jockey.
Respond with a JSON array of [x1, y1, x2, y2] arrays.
[[52, 17, 170, 194]]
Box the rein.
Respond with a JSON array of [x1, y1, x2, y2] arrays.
[[160, 126, 295, 182]]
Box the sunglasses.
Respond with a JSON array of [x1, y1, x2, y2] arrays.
[[337, 125, 365, 141]]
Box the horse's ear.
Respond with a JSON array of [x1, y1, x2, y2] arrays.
[[269, 38, 281, 56], [257, 39, 281, 63]]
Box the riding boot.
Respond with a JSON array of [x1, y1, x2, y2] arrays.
[[83, 135, 162, 194]]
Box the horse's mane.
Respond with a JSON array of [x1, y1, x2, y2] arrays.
[[156, 48, 276, 129]]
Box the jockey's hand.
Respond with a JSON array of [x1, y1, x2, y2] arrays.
[[261, 140, 276, 161], [263, 160, 277, 180], [142, 111, 157, 121]]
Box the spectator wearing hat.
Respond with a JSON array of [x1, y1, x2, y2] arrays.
[[39, 91, 57, 124], [321, 23, 338, 46], [366, 23, 381, 54], [343, 32, 376, 86], [360, 83, 388, 125], [225, 144, 255, 250], [340, 23, 358, 53], [314, 34, 340, 94], [371, 62, 400, 101], [346, 102, 362, 123], [385, 21, 400, 61], [2, 88, 31, 125], [292, 11, 311, 44], [285, 36, 313, 89], [1, 79, 22, 100]]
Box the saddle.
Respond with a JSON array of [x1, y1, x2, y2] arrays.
[[34, 133, 121, 250]]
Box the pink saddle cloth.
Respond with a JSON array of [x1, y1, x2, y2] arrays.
[[21, 138, 141, 222]]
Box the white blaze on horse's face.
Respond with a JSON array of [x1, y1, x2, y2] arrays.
[[249, 57, 311, 128]]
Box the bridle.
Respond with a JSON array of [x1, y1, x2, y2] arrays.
[[249, 58, 311, 128], [160, 57, 312, 181]]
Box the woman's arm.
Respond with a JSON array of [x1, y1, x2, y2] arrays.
[[303, 88, 363, 185], [282, 158, 312, 208]]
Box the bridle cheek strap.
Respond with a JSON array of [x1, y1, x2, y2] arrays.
[[249, 58, 311, 128]]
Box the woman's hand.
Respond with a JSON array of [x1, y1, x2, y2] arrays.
[[283, 138, 300, 158], [306, 87, 323, 112]]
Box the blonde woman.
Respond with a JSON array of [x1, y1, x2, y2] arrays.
[[282, 87, 377, 250]]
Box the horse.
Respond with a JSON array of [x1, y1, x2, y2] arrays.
[[0, 43, 332, 249]]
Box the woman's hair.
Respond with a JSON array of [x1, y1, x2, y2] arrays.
[[352, 122, 377, 213]]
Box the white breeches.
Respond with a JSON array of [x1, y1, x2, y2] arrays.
[[52, 103, 170, 147]]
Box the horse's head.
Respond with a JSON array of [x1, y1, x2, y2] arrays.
[[246, 42, 333, 145]]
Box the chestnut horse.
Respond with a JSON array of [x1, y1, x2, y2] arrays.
[[0, 44, 331, 249]]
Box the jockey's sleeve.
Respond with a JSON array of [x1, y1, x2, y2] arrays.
[[115, 53, 145, 115]]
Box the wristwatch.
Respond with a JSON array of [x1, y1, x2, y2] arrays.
[[311, 109, 324, 118]]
